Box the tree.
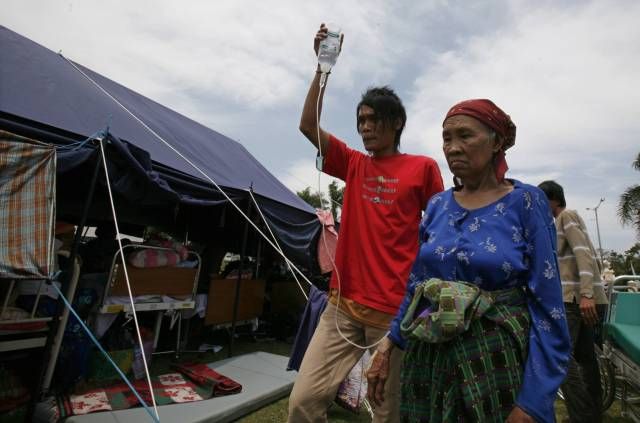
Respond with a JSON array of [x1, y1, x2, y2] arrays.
[[618, 152, 640, 238], [624, 242, 640, 274], [296, 187, 326, 209], [603, 243, 640, 276], [327, 180, 345, 222], [297, 183, 344, 221], [604, 250, 629, 276]]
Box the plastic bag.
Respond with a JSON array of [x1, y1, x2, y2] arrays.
[[334, 350, 370, 414]]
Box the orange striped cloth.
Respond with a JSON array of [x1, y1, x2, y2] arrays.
[[0, 131, 56, 279]]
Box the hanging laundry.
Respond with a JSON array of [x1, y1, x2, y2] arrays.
[[287, 285, 328, 371], [315, 209, 338, 274]]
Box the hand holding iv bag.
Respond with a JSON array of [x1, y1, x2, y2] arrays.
[[317, 23, 342, 73]]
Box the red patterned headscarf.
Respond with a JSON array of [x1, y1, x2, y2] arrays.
[[444, 99, 516, 182]]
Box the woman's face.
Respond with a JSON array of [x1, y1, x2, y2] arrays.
[[442, 115, 502, 181]]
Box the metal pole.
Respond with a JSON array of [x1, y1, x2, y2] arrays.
[[41, 145, 102, 394], [228, 198, 252, 358], [255, 238, 262, 279], [594, 207, 603, 260], [587, 198, 605, 262]]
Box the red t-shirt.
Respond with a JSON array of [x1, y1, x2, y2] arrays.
[[323, 135, 444, 314]]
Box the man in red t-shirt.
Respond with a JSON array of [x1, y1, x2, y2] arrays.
[[287, 25, 443, 423]]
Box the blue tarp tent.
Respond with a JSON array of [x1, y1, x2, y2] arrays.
[[0, 25, 320, 269]]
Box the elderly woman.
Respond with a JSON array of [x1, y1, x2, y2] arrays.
[[366, 99, 571, 422]]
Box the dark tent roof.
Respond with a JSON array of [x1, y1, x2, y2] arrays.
[[0, 26, 320, 269]]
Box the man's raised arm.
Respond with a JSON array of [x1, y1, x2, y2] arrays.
[[299, 24, 341, 153]]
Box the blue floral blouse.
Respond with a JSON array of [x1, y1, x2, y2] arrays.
[[389, 180, 571, 423]]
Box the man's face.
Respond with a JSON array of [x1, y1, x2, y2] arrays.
[[357, 105, 398, 157], [547, 199, 563, 218]]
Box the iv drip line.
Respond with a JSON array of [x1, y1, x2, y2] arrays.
[[315, 70, 388, 350]]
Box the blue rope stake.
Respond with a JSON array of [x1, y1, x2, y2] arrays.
[[50, 281, 160, 422], [55, 130, 101, 152], [55, 124, 109, 152]]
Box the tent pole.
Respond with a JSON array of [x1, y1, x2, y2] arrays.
[[228, 198, 252, 358], [255, 238, 262, 279], [41, 145, 102, 395]]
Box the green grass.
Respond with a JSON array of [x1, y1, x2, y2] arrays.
[[555, 399, 633, 422], [237, 397, 371, 423], [238, 397, 634, 423]]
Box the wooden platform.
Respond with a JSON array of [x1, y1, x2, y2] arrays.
[[66, 352, 296, 422]]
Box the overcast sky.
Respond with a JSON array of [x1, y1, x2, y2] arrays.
[[4, 0, 639, 253]]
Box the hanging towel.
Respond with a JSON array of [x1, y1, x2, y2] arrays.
[[287, 285, 328, 371]]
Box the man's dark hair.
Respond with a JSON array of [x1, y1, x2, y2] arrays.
[[538, 180, 566, 207], [356, 86, 406, 150]]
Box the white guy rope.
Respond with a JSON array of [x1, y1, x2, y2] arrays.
[[317, 73, 388, 350], [98, 139, 159, 421], [248, 189, 309, 301], [60, 54, 314, 296]]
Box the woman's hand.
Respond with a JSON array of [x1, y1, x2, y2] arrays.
[[506, 406, 535, 423], [366, 338, 393, 406]]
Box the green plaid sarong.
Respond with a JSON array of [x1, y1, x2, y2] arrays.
[[400, 280, 530, 422]]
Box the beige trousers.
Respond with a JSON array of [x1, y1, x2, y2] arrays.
[[287, 302, 403, 423]]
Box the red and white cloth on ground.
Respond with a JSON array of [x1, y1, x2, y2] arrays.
[[156, 373, 203, 403], [68, 391, 111, 415], [57, 362, 241, 418]]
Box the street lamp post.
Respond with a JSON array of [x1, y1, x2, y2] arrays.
[[586, 198, 605, 262]]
